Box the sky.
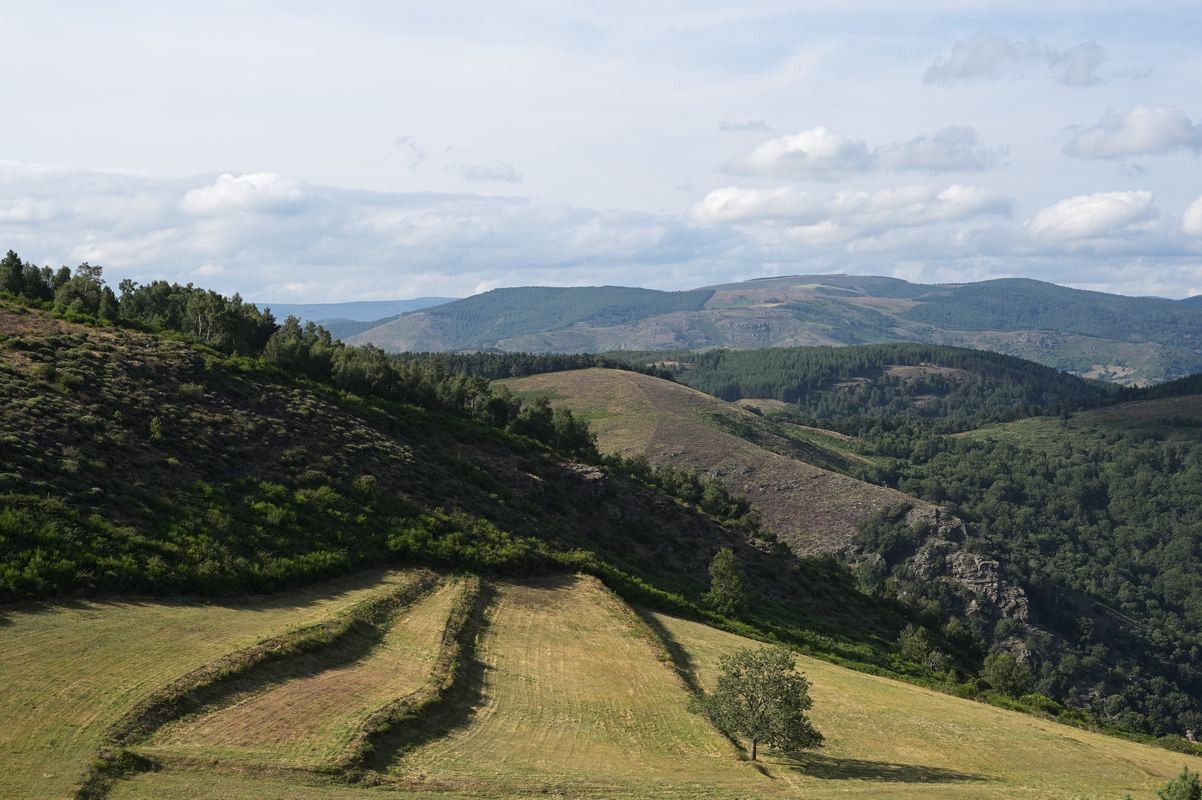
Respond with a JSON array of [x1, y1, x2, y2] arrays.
[[2, 1, 1202, 303]]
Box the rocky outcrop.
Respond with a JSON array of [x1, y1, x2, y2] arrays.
[[910, 538, 1031, 625]]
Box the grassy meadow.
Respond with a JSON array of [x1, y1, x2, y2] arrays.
[[0, 569, 418, 800], [140, 577, 465, 770], [4, 568, 1198, 799], [655, 613, 1193, 799]]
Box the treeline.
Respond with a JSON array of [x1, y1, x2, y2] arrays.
[[0, 250, 595, 457], [394, 351, 672, 381], [1119, 371, 1202, 403], [639, 343, 1108, 432]]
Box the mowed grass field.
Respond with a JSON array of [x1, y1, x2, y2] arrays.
[[9, 569, 1198, 800], [654, 613, 1194, 799], [0, 569, 418, 800], [500, 368, 919, 554], [390, 575, 768, 797], [140, 577, 465, 770]]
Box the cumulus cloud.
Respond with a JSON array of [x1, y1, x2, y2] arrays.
[[2, 160, 1198, 302], [925, 34, 1106, 87], [1183, 195, 1202, 237], [181, 173, 305, 215], [719, 119, 772, 132], [1064, 105, 1202, 160], [458, 161, 523, 183], [1026, 191, 1157, 242], [874, 127, 1007, 172], [690, 187, 814, 224], [728, 126, 872, 179], [691, 184, 1011, 236], [729, 125, 1005, 179]]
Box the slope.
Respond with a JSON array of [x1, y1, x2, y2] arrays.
[[348, 274, 1202, 384], [0, 297, 924, 689], [500, 368, 931, 554], [5, 573, 1185, 800], [0, 569, 418, 800]]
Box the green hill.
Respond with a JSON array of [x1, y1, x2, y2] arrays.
[[5, 269, 1202, 799], [500, 367, 925, 555], [349, 285, 714, 352], [347, 275, 1202, 385], [636, 342, 1108, 432]]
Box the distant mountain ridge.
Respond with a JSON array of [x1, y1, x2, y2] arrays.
[[256, 297, 455, 323], [346, 276, 1202, 385]]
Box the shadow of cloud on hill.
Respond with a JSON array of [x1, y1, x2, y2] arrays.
[[778, 752, 990, 784]]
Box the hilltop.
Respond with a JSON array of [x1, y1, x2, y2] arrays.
[[348, 275, 1202, 384], [500, 367, 928, 555]]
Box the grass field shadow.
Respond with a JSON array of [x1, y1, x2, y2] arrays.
[[368, 580, 497, 771], [778, 752, 990, 783]]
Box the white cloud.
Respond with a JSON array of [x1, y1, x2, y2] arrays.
[[181, 173, 305, 215], [1026, 191, 1157, 242], [874, 127, 1007, 172], [728, 127, 873, 179], [391, 135, 427, 174], [1064, 106, 1202, 159], [1183, 196, 1202, 237], [1, 159, 1198, 302], [729, 125, 1005, 179], [458, 161, 523, 183], [692, 183, 1010, 233], [690, 187, 814, 224], [925, 34, 1107, 87]]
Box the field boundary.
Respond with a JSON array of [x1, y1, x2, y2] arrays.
[[334, 575, 487, 775], [356, 576, 496, 775], [73, 570, 440, 800]]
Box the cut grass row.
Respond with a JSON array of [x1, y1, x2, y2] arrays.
[[386, 574, 768, 797], [0, 569, 422, 800], [104, 574, 1200, 799], [139, 576, 460, 772]]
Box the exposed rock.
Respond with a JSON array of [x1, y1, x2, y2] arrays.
[[910, 538, 1030, 625]]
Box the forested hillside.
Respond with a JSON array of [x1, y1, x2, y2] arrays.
[[347, 286, 714, 352], [0, 252, 929, 672], [635, 343, 1109, 432], [342, 273, 1202, 384]]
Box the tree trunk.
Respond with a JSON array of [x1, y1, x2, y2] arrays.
[[751, 739, 757, 761]]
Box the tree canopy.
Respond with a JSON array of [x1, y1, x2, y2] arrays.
[[701, 646, 823, 761]]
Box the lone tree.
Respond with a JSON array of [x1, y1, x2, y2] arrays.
[[701, 646, 823, 761], [704, 547, 747, 616]]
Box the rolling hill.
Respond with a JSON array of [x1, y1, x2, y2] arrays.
[[349, 275, 1202, 384], [6, 282, 1202, 799], [499, 367, 933, 555]]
